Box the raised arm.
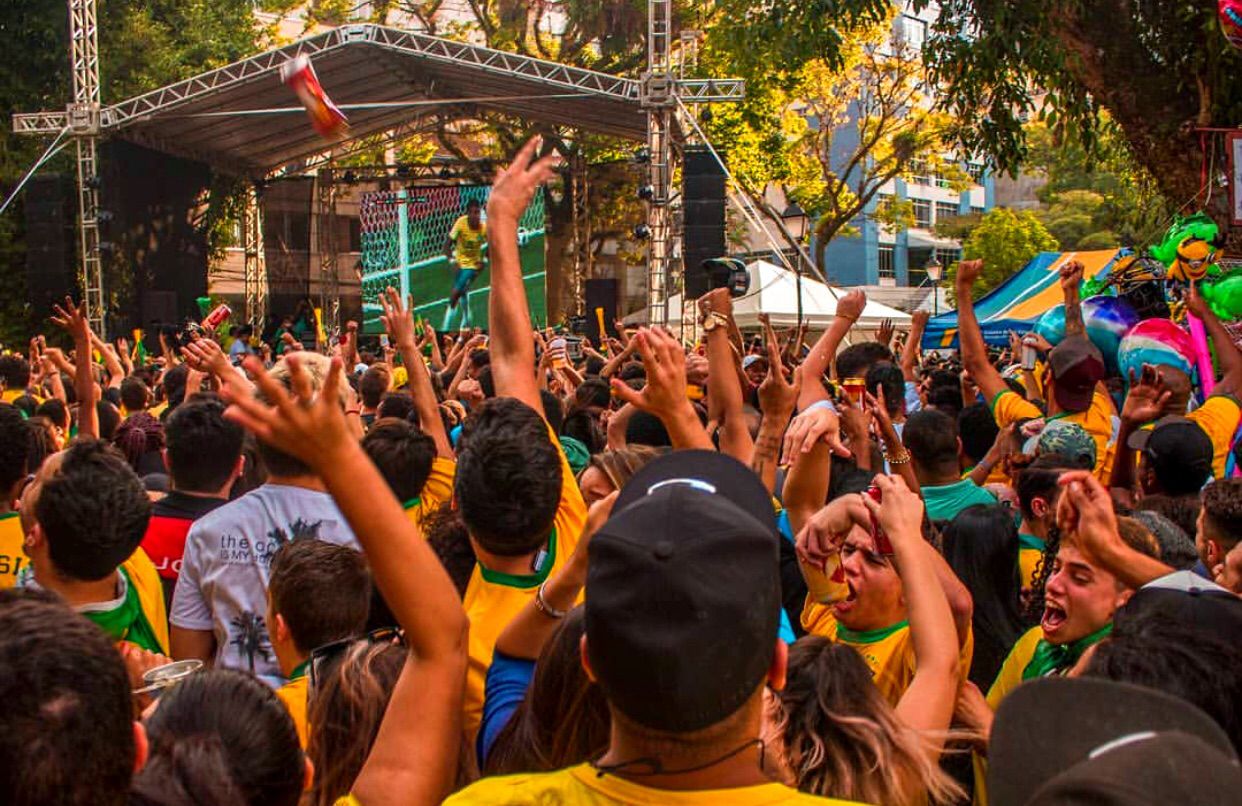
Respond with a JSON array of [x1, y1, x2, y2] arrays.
[[901, 310, 928, 383], [486, 137, 561, 411], [1187, 281, 1242, 397], [954, 259, 1009, 403], [223, 355, 468, 806], [423, 322, 445, 372], [1060, 260, 1085, 338], [51, 298, 98, 440], [753, 319, 800, 494], [865, 476, 960, 748], [382, 288, 453, 458], [1109, 366, 1170, 508], [700, 288, 753, 464], [798, 290, 865, 409]]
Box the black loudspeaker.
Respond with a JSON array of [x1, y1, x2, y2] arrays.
[[24, 175, 76, 316], [584, 278, 619, 344], [682, 146, 727, 299]]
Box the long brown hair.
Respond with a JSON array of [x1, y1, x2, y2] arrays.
[[768, 637, 963, 806], [483, 607, 610, 775], [578, 446, 660, 491]]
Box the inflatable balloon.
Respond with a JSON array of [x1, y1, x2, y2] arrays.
[[1169, 237, 1219, 283], [1034, 304, 1066, 347], [1082, 296, 1140, 374], [1199, 268, 1242, 321], [1118, 319, 1196, 381], [280, 55, 348, 138], [1222, 0, 1242, 49]]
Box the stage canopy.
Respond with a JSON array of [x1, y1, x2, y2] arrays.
[[14, 24, 744, 176], [922, 249, 1130, 349], [629, 259, 911, 330]]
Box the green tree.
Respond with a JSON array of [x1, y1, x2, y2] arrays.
[[946, 208, 1058, 301], [713, 0, 1242, 242], [700, 9, 968, 274]]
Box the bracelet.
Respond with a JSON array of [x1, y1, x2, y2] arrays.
[[534, 582, 568, 619], [884, 451, 911, 465]]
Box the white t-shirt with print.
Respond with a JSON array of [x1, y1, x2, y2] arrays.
[[170, 483, 358, 684]]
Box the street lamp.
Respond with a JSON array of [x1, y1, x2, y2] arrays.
[[781, 202, 810, 328], [925, 254, 943, 316]]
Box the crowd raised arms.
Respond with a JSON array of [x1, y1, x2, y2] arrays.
[[0, 137, 1241, 806]]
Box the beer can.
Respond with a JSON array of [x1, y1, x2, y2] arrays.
[[201, 303, 232, 331], [842, 376, 866, 405], [802, 553, 851, 604]]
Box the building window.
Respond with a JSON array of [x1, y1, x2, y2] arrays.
[[907, 159, 933, 186], [970, 205, 985, 216], [899, 14, 926, 50], [912, 199, 932, 228], [966, 162, 987, 183], [878, 246, 896, 279], [935, 247, 962, 266], [935, 201, 959, 223]]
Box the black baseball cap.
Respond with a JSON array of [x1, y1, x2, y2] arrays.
[[989, 677, 1237, 806], [585, 450, 781, 733], [1126, 416, 1213, 495], [1049, 335, 1105, 412], [1116, 570, 1242, 646]]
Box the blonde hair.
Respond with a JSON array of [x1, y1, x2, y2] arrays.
[[769, 637, 963, 806], [262, 351, 349, 408], [579, 445, 661, 491]]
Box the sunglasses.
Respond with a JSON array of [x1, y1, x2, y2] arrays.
[[308, 626, 405, 692]]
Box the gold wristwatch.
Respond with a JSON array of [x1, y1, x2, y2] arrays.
[[700, 311, 729, 332]]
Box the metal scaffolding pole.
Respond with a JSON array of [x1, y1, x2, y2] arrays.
[[68, 0, 105, 337], [242, 183, 268, 332], [316, 164, 341, 339], [570, 148, 592, 317], [643, 0, 675, 326]]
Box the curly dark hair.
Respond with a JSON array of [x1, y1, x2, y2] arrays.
[[1202, 479, 1242, 553], [0, 404, 30, 492]]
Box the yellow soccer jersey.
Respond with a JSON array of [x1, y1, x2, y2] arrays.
[[443, 763, 863, 805], [449, 215, 487, 270], [460, 428, 587, 736], [275, 664, 309, 749], [402, 457, 456, 532], [992, 388, 1116, 480], [0, 511, 28, 588]]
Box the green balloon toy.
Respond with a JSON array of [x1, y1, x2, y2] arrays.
[[1199, 268, 1242, 322], [1149, 212, 1221, 277]]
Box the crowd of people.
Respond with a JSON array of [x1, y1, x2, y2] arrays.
[[2, 136, 1241, 805]]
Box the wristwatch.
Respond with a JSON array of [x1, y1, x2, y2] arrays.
[[700, 311, 729, 332]]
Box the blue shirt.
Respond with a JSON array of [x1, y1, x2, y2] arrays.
[[921, 479, 997, 523]]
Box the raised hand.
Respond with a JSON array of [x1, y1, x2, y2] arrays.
[[758, 316, 800, 416], [1186, 280, 1210, 320], [782, 404, 851, 460], [697, 287, 733, 321], [379, 286, 417, 350], [50, 297, 92, 345], [877, 318, 894, 348], [1055, 470, 1121, 561], [796, 494, 870, 566], [1120, 364, 1171, 426], [860, 474, 925, 546], [608, 328, 690, 420], [911, 309, 930, 332], [487, 135, 561, 224], [836, 289, 866, 323], [956, 259, 983, 289], [221, 354, 351, 466], [1059, 260, 1085, 293], [181, 337, 232, 379]]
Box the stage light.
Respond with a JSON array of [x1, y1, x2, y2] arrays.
[[342, 170, 358, 184], [95, 210, 113, 225], [637, 185, 656, 201], [396, 163, 412, 178], [632, 224, 651, 240], [633, 146, 651, 164], [97, 241, 116, 255], [84, 175, 102, 190]]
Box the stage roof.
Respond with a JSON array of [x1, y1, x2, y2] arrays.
[[13, 24, 743, 177]]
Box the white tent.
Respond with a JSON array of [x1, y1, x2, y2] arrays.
[[628, 259, 912, 330]]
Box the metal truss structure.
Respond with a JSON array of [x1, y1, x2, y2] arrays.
[[570, 149, 592, 318], [242, 183, 268, 330], [316, 165, 341, 337], [15, 10, 745, 333]]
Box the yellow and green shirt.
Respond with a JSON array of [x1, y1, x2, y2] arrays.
[[992, 387, 1116, 480], [79, 547, 170, 654], [449, 215, 487, 270], [402, 457, 455, 532], [460, 427, 587, 736], [441, 763, 861, 805], [802, 603, 973, 708], [275, 660, 310, 749], [0, 511, 28, 588], [1186, 395, 1241, 479]]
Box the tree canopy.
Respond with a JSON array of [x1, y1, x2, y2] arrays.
[[946, 208, 1059, 301]]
